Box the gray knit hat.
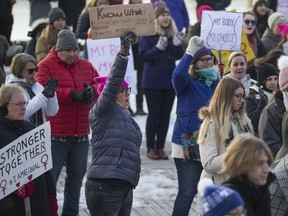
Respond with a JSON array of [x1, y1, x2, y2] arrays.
[[48, 7, 66, 25], [56, 29, 79, 51]]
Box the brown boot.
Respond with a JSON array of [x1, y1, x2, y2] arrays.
[[147, 149, 160, 160], [157, 149, 169, 160]]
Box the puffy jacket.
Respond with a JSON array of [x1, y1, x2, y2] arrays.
[[87, 55, 142, 187], [35, 47, 99, 136]]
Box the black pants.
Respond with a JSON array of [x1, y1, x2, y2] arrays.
[[144, 88, 175, 150], [0, 16, 13, 44]]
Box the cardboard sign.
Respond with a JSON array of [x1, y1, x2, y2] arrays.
[[89, 3, 155, 39], [0, 122, 52, 200], [201, 11, 243, 51], [86, 38, 137, 93]]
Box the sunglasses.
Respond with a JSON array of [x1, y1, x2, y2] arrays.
[[25, 67, 38, 74], [119, 87, 131, 96], [244, 19, 256, 26]]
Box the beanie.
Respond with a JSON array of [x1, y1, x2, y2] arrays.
[[278, 23, 288, 39], [198, 178, 244, 216], [278, 55, 288, 91], [191, 46, 212, 64], [56, 29, 79, 51], [154, 1, 170, 18], [197, 5, 213, 21], [256, 63, 278, 85], [268, 12, 286, 29], [93, 76, 129, 95], [48, 7, 66, 25]]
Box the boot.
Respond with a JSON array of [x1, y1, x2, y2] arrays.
[[135, 108, 147, 116], [147, 149, 160, 160], [157, 149, 169, 160], [128, 107, 136, 116]]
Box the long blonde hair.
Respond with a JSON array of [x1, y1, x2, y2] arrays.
[[155, 17, 177, 38], [198, 78, 253, 148]]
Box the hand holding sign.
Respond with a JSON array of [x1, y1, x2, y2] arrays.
[[186, 36, 204, 57]]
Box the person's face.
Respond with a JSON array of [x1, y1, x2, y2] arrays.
[[232, 87, 245, 111], [6, 92, 27, 121], [53, 17, 66, 31], [243, 14, 256, 35], [97, 0, 109, 6], [158, 12, 171, 28], [230, 55, 247, 80], [256, 3, 267, 16], [57, 49, 78, 65], [264, 75, 278, 92], [273, 19, 287, 35], [225, 206, 245, 216], [247, 150, 270, 186], [21, 62, 38, 85], [195, 55, 214, 69], [116, 87, 131, 110]]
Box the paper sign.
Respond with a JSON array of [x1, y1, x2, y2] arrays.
[[201, 11, 243, 51], [86, 38, 137, 93], [89, 3, 155, 39], [0, 122, 52, 200]]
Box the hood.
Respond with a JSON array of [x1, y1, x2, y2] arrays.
[[6, 74, 27, 84], [198, 107, 209, 121]]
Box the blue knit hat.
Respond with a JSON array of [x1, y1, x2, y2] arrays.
[[191, 46, 212, 64]]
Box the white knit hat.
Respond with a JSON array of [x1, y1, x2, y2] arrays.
[[268, 12, 286, 29], [278, 55, 288, 91]]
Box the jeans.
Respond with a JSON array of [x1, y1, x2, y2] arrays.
[[51, 136, 89, 216], [85, 179, 133, 216], [172, 159, 203, 216]]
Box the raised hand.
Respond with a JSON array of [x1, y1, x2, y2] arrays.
[[119, 31, 138, 56], [186, 36, 204, 57], [156, 36, 168, 50], [42, 78, 58, 98]]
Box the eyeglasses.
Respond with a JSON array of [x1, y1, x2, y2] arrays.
[[234, 94, 245, 101], [25, 67, 38, 74], [244, 19, 256, 26], [119, 87, 131, 96], [199, 56, 214, 63], [8, 102, 29, 107]]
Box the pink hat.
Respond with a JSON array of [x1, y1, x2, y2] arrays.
[[278, 23, 288, 39], [197, 5, 213, 21], [278, 55, 288, 91], [93, 76, 129, 95]]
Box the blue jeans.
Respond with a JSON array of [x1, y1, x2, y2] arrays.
[[85, 179, 133, 216], [172, 159, 203, 216], [51, 136, 89, 216]]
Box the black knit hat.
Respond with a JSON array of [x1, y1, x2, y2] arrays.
[[256, 63, 278, 85], [48, 7, 66, 25], [56, 29, 79, 51]]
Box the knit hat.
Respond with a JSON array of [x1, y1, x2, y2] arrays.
[[278, 23, 288, 39], [256, 63, 278, 85], [227, 51, 246, 68], [278, 55, 288, 91], [198, 178, 244, 216], [154, 1, 170, 18], [197, 5, 213, 21], [56, 29, 79, 51], [48, 7, 66, 25], [191, 46, 212, 64], [93, 76, 129, 95], [268, 12, 286, 29]]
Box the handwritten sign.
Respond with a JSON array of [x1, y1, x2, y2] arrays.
[[86, 38, 137, 93], [201, 11, 243, 51], [0, 122, 52, 200], [89, 3, 155, 39]]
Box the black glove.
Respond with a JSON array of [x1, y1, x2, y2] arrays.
[[70, 90, 85, 102], [119, 31, 138, 56], [83, 83, 94, 104], [42, 78, 58, 98]]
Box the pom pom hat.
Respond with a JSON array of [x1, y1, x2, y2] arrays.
[[94, 76, 129, 95], [278, 23, 288, 39], [278, 55, 288, 91]]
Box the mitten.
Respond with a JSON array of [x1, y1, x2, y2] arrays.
[[14, 181, 35, 199], [119, 31, 138, 56], [42, 78, 58, 98], [173, 32, 186, 46], [48, 194, 58, 216], [83, 83, 94, 104], [70, 90, 85, 102], [156, 36, 168, 50], [186, 36, 204, 57]]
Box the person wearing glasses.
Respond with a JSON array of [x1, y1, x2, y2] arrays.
[[195, 77, 253, 214], [85, 31, 141, 216], [171, 36, 219, 216], [0, 83, 52, 216]]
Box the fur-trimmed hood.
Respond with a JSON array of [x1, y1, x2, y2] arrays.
[[199, 107, 209, 121]]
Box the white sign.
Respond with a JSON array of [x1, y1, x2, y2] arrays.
[[86, 38, 137, 93], [200, 11, 243, 51], [0, 122, 52, 200]]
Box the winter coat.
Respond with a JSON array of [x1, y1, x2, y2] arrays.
[[139, 35, 184, 90], [0, 0, 13, 18], [224, 73, 255, 96], [28, 0, 51, 26], [35, 46, 99, 136], [6, 74, 59, 126], [0, 117, 50, 216], [76, 11, 89, 40], [171, 54, 217, 145], [275, 111, 288, 160], [87, 55, 142, 187], [223, 173, 276, 216], [35, 29, 56, 62], [258, 92, 285, 157], [261, 28, 282, 52]]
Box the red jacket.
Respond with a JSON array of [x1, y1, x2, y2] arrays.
[[36, 47, 99, 136]]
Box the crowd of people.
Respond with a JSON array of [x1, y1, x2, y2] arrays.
[[1, 0, 288, 215]]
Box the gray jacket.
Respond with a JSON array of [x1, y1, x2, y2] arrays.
[[87, 54, 142, 187]]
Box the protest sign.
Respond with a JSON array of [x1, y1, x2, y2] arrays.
[[89, 3, 155, 39], [86, 38, 137, 93], [0, 122, 52, 200], [201, 11, 243, 51]]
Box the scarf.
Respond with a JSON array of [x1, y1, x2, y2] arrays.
[[194, 66, 218, 87]]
